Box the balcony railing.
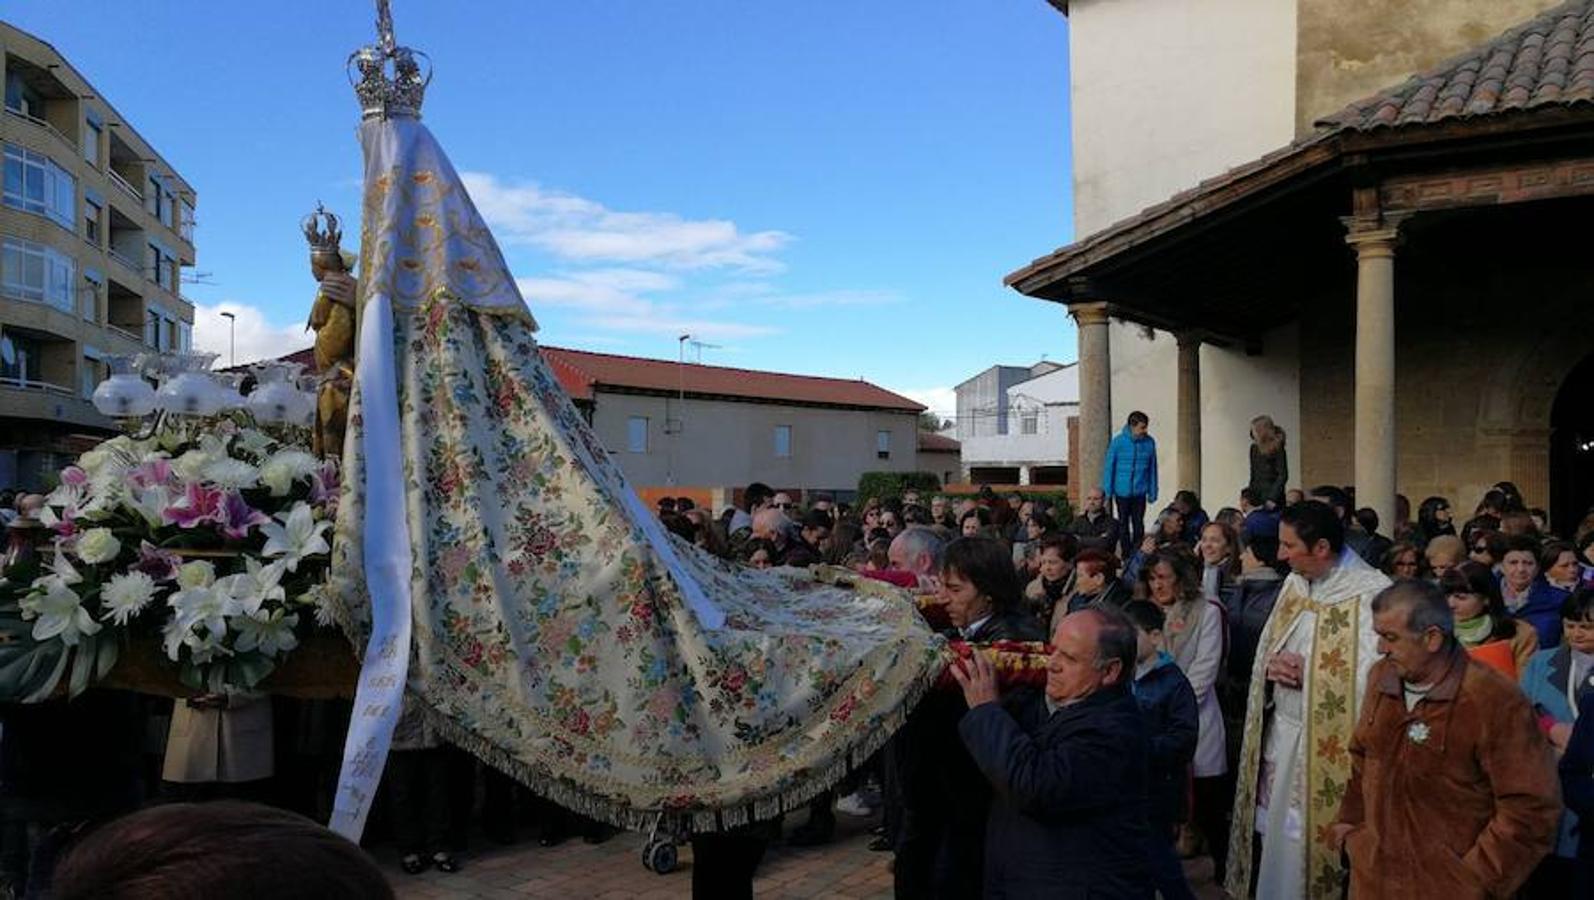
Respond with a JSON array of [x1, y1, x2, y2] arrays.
[[106, 323, 143, 344], [0, 376, 74, 397], [3, 106, 74, 153], [107, 247, 143, 276], [107, 168, 142, 202]]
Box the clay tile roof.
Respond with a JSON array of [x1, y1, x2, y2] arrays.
[[917, 432, 962, 453], [539, 345, 924, 413], [1319, 0, 1594, 131]]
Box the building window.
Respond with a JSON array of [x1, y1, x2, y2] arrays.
[[146, 175, 161, 219], [84, 197, 101, 244], [774, 424, 792, 458], [147, 243, 175, 290], [876, 430, 891, 460], [627, 416, 649, 453], [80, 272, 101, 322], [0, 331, 42, 384], [1, 237, 74, 313], [80, 348, 102, 399], [178, 321, 192, 351], [4, 73, 44, 118], [1020, 411, 1039, 435], [179, 199, 195, 243], [3, 144, 76, 230], [83, 120, 101, 166]]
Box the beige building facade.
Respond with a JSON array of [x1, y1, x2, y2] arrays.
[[1, 21, 196, 489], [1018, 0, 1589, 532]]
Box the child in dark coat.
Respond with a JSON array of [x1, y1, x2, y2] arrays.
[[1124, 599, 1200, 900]]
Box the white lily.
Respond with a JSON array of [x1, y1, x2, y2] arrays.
[[127, 485, 172, 529], [260, 503, 332, 572], [214, 558, 287, 617], [167, 582, 239, 639], [233, 608, 300, 657], [161, 611, 231, 664], [23, 577, 101, 646], [101, 571, 158, 625]]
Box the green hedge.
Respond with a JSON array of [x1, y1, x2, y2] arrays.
[[856, 471, 942, 506]]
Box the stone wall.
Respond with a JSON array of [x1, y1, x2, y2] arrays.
[[1295, 0, 1566, 135], [1297, 200, 1594, 513]]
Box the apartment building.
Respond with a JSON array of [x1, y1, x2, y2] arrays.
[[1, 21, 196, 489]]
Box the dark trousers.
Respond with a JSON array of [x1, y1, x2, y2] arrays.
[[385, 748, 469, 856], [692, 830, 768, 900], [893, 802, 984, 900], [1115, 495, 1148, 559], [1146, 821, 1197, 900], [1192, 774, 1233, 885]]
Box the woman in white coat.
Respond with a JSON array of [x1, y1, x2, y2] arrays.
[[1137, 547, 1230, 882], [161, 692, 274, 801]]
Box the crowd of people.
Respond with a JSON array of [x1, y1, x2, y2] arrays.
[[664, 409, 1594, 898], [9, 402, 1594, 898]]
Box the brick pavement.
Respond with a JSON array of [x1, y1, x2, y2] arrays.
[[385, 807, 1228, 899]]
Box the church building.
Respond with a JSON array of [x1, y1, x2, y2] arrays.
[[1008, 0, 1594, 534]]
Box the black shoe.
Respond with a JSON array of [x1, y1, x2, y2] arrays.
[[431, 852, 461, 874], [538, 831, 569, 848], [867, 835, 892, 852], [869, 824, 886, 836], [400, 854, 429, 875]]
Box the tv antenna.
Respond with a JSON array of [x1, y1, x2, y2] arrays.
[[688, 339, 721, 363]]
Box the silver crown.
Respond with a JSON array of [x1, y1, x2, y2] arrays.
[[347, 0, 431, 120], [301, 202, 343, 259]]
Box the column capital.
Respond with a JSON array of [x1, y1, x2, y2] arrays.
[[1069, 301, 1111, 327], [1175, 330, 1203, 349], [1341, 213, 1411, 258]]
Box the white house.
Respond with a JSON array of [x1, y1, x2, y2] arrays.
[[954, 360, 1077, 485]]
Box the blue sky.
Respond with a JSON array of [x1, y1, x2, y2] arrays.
[[6, 2, 1076, 419]]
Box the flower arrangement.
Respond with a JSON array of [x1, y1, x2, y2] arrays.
[[0, 418, 338, 701]]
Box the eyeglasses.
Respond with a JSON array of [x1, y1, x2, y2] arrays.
[[1471, 546, 1490, 554], [776, 503, 795, 510]]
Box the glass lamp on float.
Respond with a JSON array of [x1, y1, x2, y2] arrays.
[[91, 353, 159, 436]]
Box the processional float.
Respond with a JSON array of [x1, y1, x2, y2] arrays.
[[0, 0, 1049, 849]]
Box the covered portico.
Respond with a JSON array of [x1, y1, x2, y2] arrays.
[[1007, 5, 1594, 534]]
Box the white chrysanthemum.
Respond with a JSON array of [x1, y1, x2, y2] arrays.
[[176, 560, 216, 590], [101, 571, 158, 626], [202, 458, 259, 490], [258, 450, 320, 497], [74, 528, 122, 565]]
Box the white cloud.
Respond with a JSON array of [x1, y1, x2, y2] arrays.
[[462, 172, 790, 272], [890, 385, 957, 419], [514, 272, 779, 342], [191, 302, 311, 367]]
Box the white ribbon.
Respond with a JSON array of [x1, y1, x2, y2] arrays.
[[328, 291, 414, 841]]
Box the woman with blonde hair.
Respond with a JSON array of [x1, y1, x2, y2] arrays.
[[1247, 415, 1288, 509]]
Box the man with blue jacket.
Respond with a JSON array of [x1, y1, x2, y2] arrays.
[[1103, 411, 1158, 560]]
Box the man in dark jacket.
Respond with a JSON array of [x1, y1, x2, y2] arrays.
[[893, 537, 1045, 898], [951, 605, 1153, 898], [1069, 487, 1122, 552]]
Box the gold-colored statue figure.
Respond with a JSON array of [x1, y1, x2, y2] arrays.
[[302, 204, 357, 458]]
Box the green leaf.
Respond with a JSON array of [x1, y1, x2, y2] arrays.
[[67, 637, 95, 698], [95, 635, 120, 680], [23, 645, 70, 703], [230, 653, 276, 689], [178, 660, 204, 692]]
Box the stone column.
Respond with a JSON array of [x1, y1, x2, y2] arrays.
[[1176, 332, 1202, 495], [1345, 223, 1401, 533], [1072, 302, 1112, 501]]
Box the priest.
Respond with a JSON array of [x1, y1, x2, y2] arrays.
[[1225, 501, 1390, 899]]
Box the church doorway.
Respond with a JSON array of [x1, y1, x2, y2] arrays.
[[1550, 353, 1594, 537]]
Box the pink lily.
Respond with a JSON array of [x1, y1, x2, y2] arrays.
[[163, 482, 223, 529], [216, 491, 269, 540], [133, 541, 181, 582], [127, 458, 174, 492], [59, 466, 88, 488]]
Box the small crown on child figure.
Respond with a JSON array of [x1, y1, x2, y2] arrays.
[[302, 203, 342, 255], [347, 0, 431, 120]]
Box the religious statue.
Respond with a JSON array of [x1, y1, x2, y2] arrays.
[[302, 203, 356, 458]]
